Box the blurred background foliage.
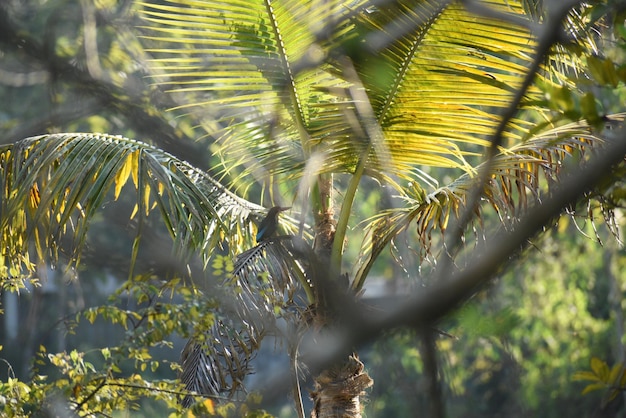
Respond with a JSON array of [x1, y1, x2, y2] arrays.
[[2, 0, 626, 417], [363, 219, 625, 418]]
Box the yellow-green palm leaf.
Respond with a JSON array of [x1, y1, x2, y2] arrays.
[[0, 133, 300, 276], [137, 0, 588, 190], [353, 115, 622, 289]]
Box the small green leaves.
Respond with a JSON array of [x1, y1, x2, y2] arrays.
[[587, 55, 621, 88], [211, 254, 235, 277], [0, 278, 230, 416], [573, 357, 626, 406], [591, 357, 611, 382]]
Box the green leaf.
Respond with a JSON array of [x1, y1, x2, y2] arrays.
[[587, 55, 619, 87], [582, 382, 607, 395], [591, 357, 610, 382], [608, 362, 623, 385], [572, 371, 602, 383]]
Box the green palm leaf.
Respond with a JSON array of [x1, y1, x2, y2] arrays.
[[137, 0, 593, 191], [341, 0, 601, 183], [353, 115, 623, 290], [0, 133, 297, 275], [138, 0, 349, 183], [138, 0, 386, 183]]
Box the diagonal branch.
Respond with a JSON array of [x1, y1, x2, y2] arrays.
[[259, 124, 626, 406], [0, 5, 209, 170], [347, 127, 626, 372]]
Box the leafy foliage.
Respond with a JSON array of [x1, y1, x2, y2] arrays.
[[0, 273, 277, 416], [573, 357, 626, 407]]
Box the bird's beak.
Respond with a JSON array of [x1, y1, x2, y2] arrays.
[[279, 206, 291, 212]]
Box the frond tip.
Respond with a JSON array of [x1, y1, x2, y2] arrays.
[[353, 116, 623, 289]]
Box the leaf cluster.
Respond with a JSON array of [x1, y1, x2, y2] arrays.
[[573, 357, 626, 408]]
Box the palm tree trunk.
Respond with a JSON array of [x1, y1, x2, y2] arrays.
[[310, 354, 373, 418], [309, 173, 373, 417]]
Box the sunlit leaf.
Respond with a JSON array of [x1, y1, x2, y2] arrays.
[[591, 357, 610, 382], [572, 371, 602, 382], [114, 151, 134, 200], [582, 382, 607, 395]]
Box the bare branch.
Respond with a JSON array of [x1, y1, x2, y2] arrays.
[[260, 125, 626, 406], [438, 0, 585, 272], [420, 328, 444, 418]]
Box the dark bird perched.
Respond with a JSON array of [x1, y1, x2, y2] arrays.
[[256, 206, 290, 242]]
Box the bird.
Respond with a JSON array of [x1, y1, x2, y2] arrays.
[[256, 206, 290, 242]]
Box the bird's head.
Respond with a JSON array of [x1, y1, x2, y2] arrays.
[[268, 206, 291, 217]]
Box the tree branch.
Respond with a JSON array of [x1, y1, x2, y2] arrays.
[[259, 125, 626, 405], [0, 5, 211, 171]]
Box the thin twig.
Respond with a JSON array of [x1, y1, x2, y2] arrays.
[[75, 377, 107, 410], [420, 328, 444, 418]]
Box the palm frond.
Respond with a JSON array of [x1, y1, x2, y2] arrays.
[[137, 0, 601, 195], [231, 236, 313, 315], [349, 1, 560, 179], [353, 115, 624, 290], [180, 317, 257, 406], [137, 0, 362, 186], [0, 133, 297, 274], [179, 236, 313, 404]]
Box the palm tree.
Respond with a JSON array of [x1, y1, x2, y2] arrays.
[[1, 0, 622, 416]]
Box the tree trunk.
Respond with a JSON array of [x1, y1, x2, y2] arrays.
[[309, 174, 372, 417], [310, 354, 373, 418]]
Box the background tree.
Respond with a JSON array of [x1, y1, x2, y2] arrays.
[[2, 0, 626, 417]]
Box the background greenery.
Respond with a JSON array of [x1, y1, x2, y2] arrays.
[[2, 0, 626, 417]]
